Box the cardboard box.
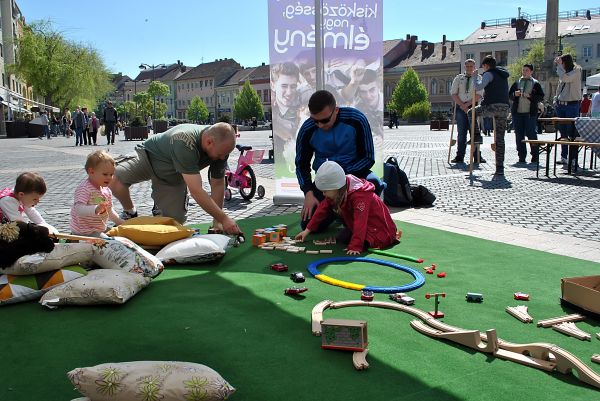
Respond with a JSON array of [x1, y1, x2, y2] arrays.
[[561, 275, 600, 315]]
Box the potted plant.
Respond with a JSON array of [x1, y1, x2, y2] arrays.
[[124, 116, 148, 140], [430, 111, 450, 130], [153, 119, 168, 134]]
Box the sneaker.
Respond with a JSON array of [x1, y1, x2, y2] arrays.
[[450, 157, 464, 163], [119, 210, 138, 220]]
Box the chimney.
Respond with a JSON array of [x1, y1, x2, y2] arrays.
[[442, 45, 447, 59], [262, 62, 265, 66], [406, 34, 411, 40], [442, 34, 446, 45], [450, 41, 455, 52], [421, 40, 428, 50]]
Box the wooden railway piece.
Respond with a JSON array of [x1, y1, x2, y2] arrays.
[[506, 305, 533, 323], [306, 250, 319, 255], [315, 299, 600, 390], [410, 320, 498, 353], [537, 314, 586, 328], [592, 354, 600, 364], [319, 250, 333, 254], [352, 349, 369, 370], [311, 300, 334, 335], [552, 322, 592, 341]]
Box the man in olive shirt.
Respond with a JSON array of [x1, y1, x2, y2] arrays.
[[110, 122, 242, 234]]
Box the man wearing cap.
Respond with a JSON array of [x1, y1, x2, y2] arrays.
[[295, 89, 383, 230]]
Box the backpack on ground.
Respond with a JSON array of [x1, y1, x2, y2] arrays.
[[410, 184, 436, 207], [383, 157, 413, 207]]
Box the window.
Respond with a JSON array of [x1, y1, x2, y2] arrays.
[[431, 79, 438, 95], [205, 80, 208, 87], [264, 90, 269, 103], [256, 90, 261, 100], [583, 45, 592, 58], [495, 50, 508, 66], [0, 43, 3, 58], [597, 44, 600, 57], [446, 80, 452, 94], [465, 53, 475, 61], [187, 83, 189, 89]]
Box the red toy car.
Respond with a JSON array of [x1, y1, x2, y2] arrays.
[[284, 287, 308, 295], [514, 292, 530, 301], [271, 263, 288, 272], [360, 290, 374, 301]]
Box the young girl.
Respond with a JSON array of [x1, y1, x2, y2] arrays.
[[70, 151, 124, 238], [295, 161, 400, 255], [0, 172, 57, 233]]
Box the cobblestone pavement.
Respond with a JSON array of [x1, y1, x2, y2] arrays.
[[1, 125, 599, 245]]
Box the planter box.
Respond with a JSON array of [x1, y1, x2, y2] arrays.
[[153, 120, 168, 134], [5, 121, 43, 138], [124, 126, 148, 141], [561, 275, 600, 315], [430, 120, 450, 130]]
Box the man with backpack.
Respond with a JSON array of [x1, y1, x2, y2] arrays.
[[295, 90, 384, 230], [103, 101, 118, 145]]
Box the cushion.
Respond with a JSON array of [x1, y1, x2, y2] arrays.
[[1, 242, 93, 275], [40, 269, 151, 309], [91, 237, 163, 278], [106, 216, 195, 246], [155, 234, 232, 265], [68, 361, 235, 401], [0, 265, 88, 306]]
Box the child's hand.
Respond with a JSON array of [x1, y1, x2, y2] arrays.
[[346, 249, 361, 256], [95, 202, 108, 215], [295, 229, 310, 242]]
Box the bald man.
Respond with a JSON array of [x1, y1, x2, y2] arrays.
[[110, 122, 241, 234]]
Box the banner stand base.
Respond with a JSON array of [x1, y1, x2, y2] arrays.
[[273, 194, 304, 206]]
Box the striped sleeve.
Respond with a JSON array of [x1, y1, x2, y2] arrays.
[[295, 119, 317, 194], [343, 108, 375, 175]]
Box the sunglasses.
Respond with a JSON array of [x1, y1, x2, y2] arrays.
[[312, 107, 336, 125]]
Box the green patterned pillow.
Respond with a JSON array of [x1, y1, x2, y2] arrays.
[[68, 361, 235, 401], [0, 265, 88, 305]]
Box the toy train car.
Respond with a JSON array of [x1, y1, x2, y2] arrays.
[[466, 292, 484, 303]]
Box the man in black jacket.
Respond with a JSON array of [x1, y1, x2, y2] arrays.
[[472, 55, 510, 176], [103, 101, 118, 145], [509, 64, 545, 164]]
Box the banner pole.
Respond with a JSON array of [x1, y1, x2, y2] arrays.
[[315, 0, 325, 91]]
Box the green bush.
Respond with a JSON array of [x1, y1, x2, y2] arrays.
[[218, 115, 231, 123], [402, 101, 431, 122], [130, 116, 144, 127]]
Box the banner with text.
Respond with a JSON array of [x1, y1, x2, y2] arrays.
[[268, 0, 383, 203]]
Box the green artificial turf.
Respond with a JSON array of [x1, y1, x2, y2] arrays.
[[2, 213, 599, 401]]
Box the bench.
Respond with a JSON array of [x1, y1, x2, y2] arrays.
[[523, 139, 600, 177]]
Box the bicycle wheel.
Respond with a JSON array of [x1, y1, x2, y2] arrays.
[[239, 165, 257, 200]]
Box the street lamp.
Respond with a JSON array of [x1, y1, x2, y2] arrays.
[[558, 33, 573, 56], [139, 63, 166, 119]]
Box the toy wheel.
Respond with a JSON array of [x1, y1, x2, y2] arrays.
[[224, 188, 232, 201], [256, 185, 265, 199], [239, 166, 257, 200]]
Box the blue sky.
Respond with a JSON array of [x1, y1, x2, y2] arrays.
[[18, 0, 590, 79]]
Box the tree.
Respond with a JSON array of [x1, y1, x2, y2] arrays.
[[388, 67, 428, 117], [508, 40, 577, 82], [9, 20, 112, 111], [147, 81, 171, 119], [188, 96, 209, 123], [233, 80, 264, 121], [133, 91, 152, 119]]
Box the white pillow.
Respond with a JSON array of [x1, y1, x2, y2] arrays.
[[40, 269, 151, 308], [155, 234, 231, 264], [1, 243, 93, 275], [91, 237, 163, 278], [68, 361, 235, 401]]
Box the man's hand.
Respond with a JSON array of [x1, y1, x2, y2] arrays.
[[295, 229, 311, 242], [221, 216, 242, 235], [301, 191, 319, 221]]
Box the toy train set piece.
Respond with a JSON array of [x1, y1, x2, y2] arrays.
[[311, 300, 600, 390], [506, 305, 533, 323], [466, 292, 483, 303]]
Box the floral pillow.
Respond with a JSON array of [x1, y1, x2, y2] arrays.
[[68, 361, 235, 401], [39, 269, 151, 309], [91, 237, 163, 278], [1, 242, 94, 276], [0, 265, 88, 306], [155, 234, 232, 265]]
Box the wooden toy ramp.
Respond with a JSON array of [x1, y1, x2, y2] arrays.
[[311, 300, 600, 391]]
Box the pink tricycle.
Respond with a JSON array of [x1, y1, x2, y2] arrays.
[[224, 144, 266, 201]]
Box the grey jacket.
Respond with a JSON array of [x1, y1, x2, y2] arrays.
[[555, 65, 582, 102]]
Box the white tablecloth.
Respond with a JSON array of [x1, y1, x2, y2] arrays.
[[574, 117, 600, 158]]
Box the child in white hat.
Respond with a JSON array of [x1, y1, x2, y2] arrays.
[[295, 161, 400, 255]]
